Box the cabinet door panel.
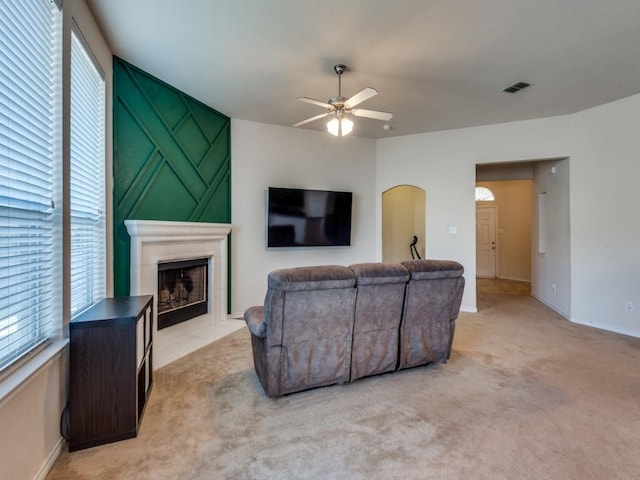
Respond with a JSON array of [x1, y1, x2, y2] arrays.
[[70, 323, 136, 445]]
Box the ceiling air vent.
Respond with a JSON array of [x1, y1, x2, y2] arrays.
[[503, 81, 531, 93]]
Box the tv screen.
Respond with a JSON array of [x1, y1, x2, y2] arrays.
[[267, 187, 353, 247]]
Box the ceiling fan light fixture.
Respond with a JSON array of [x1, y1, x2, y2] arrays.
[[341, 116, 353, 135], [327, 116, 353, 136], [294, 64, 391, 135], [327, 117, 340, 136]]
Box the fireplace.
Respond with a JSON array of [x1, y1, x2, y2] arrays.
[[157, 258, 209, 330], [125, 220, 238, 369]]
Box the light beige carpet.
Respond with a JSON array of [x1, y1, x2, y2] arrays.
[[47, 284, 640, 479]]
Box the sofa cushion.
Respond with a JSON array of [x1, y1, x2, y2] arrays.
[[401, 259, 464, 280], [349, 262, 410, 286], [268, 265, 355, 291]]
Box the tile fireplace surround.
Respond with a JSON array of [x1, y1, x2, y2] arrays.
[[125, 220, 243, 369]]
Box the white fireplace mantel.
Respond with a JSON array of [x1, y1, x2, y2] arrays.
[[125, 220, 240, 369]]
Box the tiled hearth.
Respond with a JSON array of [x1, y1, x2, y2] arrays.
[[125, 220, 244, 369]]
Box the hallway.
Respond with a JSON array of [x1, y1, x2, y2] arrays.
[[476, 277, 531, 311]]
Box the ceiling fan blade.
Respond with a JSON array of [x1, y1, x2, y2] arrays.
[[297, 97, 333, 109], [292, 112, 329, 127], [352, 108, 393, 121], [344, 87, 378, 108]]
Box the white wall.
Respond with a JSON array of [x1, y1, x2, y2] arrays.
[[570, 95, 640, 335], [531, 159, 571, 317], [0, 1, 112, 479], [0, 353, 66, 480], [376, 115, 573, 313], [377, 95, 640, 337], [230, 120, 377, 312]]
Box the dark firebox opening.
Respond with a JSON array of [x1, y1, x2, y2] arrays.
[[157, 258, 208, 330]]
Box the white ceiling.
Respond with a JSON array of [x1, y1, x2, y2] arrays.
[[86, 0, 640, 139]]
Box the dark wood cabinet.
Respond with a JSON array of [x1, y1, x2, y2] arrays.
[[68, 295, 153, 451]]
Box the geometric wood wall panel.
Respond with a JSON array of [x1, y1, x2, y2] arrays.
[[113, 57, 231, 297]]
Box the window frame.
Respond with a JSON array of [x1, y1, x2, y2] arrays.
[[69, 26, 107, 318], [0, 0, 62, 374], [0, 0, 112, 395]]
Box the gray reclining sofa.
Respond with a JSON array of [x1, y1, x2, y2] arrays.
[[244, 259, 465, 397]]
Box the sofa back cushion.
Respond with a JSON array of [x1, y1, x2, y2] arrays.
[[349, 263, 410, 381], [264, 265, 357, 395], [399, 260, 465, 369], [268, 265, 355, 291], [401, 259, 464, 280]]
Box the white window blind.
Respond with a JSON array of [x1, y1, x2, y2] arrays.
[[70, 31, 106, 316], [0, 0, 58, 369]]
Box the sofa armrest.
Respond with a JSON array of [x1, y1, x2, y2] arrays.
[[244, 306, 266, 338]]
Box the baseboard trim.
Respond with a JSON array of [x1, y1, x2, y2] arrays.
[[570, 317, 640, 339], [460, 306, 478, 314], [520, 294, 640, 340], [497, 276, 531, 283], [530, 294, 570, 319], [34, 436, 64, 480]]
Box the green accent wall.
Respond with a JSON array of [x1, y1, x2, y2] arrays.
[[113, 57, 231, 299]]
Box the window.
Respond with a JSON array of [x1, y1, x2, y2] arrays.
[[475, 186, 495, 202], [1, 1, 107, 374], [70, 31, 106, 316], [0, 0, 59, 369]]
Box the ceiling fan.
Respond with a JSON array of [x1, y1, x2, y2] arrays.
[[292, 64, 393, 136]]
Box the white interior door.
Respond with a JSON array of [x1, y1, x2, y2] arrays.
[[476, 206, 497, 278]]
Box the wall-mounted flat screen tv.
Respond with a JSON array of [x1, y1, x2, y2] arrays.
[[267, 187, 353, 247]]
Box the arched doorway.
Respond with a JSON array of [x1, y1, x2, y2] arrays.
[[382, 185, 426, 263]]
